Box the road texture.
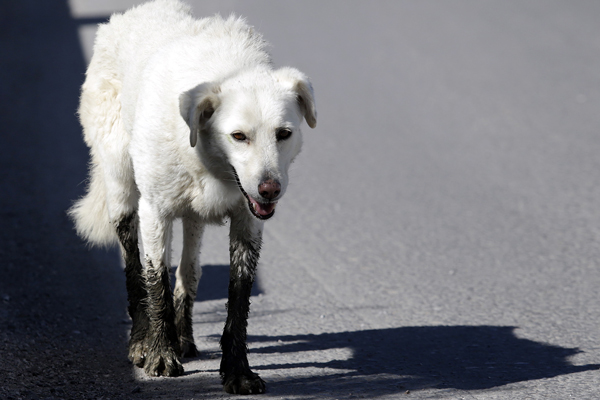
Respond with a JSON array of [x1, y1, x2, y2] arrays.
[[2, 1, 600, 399]]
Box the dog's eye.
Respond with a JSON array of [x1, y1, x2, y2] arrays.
[[276, 128, 292, 141], [231, 131, 247, 142]]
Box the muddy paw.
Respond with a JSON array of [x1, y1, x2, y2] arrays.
[[223, 372, 266, 395], [144, 346, 184, 377], [128, 339, 146, 368]]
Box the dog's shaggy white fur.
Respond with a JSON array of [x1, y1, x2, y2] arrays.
[[69, 0, 316, 394]]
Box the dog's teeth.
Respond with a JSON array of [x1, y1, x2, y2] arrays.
[[253, 203, 258, 211]]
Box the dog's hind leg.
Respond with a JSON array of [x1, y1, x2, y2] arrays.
[[220, 210, 266, 394], [74, 69, 151, 366], [138, 197, 183, 377], [174, 212, 204, 357], [98, 154, 148, 366], [116, 213, 149, 367]]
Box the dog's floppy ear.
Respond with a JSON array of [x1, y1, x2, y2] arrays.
[[179, 83, 221, 147], [275, 67, 317, 128]]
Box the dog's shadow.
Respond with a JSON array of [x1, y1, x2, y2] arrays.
[[245, 326, 599, 396], [188, 265, 598, 395]]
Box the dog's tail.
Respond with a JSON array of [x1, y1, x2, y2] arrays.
[[68, 24, 135, 247], [69, 73, 136, 248], [68, 155, 118, 247]]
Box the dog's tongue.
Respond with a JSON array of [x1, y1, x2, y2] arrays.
[[248, 195, 276, 216]]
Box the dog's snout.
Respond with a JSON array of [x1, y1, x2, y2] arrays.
[[258, 179, 281, 200]]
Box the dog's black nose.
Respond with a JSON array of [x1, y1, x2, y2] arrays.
[[258, 179, 281, 200]]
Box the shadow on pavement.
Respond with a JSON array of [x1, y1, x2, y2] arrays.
[[0, 1, 136, 399], [245, 326, 599, 396]]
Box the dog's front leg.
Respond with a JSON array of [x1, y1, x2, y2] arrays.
[[138, 198, 183, 377], [220, 211, 266, 394]]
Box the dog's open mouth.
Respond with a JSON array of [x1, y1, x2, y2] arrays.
[[232, 169, 277, 220], [246, 195, 276, 219]]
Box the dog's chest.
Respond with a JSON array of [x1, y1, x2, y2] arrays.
[[184, 173, 243, 222]]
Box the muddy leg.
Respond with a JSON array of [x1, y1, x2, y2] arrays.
[[138, 198, 183, 377], [174, 213, 204, 357], [220, 213, 266, 394], [116, 213, 149, 367]]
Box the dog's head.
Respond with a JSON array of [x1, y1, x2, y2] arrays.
[[180, 67, 317, 220]]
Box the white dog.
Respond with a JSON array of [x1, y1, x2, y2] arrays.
[[69, 0, 316, 394]]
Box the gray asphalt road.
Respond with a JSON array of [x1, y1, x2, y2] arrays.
[[2, 1, 600, 399]]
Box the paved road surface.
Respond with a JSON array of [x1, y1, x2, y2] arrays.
[[2, 1, 600, 399]]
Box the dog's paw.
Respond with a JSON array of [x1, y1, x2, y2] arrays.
[[179, 338, 199, 358], [223, 372, 266, 395], [144, 346, 184, 377], [128, 338, 147, 367]]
